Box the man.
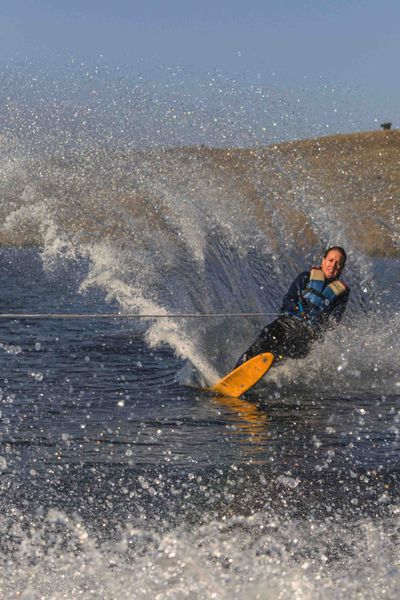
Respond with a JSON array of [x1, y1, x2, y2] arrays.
[[235, 246, 350, 367]]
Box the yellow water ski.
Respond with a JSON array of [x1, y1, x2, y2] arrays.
[[209, 352, 275, 398]]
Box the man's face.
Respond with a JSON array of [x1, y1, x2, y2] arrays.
[[321, 250, 345, 279]]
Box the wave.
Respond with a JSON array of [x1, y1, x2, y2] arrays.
[[0, 128, 399, 383], [0, 485, 399, 600]]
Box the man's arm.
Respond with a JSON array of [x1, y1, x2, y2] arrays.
[[328, 290, 350, 324], [280, 272, 309, 315]]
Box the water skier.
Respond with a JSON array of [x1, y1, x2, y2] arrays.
[[235, 246, 350, 368]]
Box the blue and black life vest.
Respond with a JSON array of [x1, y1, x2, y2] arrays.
[[296, 267, 348, 323]]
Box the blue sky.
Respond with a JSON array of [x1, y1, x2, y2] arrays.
[[1, 0, 399, 141]]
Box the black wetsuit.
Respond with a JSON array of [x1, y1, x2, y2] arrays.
[[235, 270, 350, 367]]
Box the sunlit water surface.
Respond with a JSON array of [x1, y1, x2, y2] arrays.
[[0, 66, 399, 597], [0, 249, 399, 599]]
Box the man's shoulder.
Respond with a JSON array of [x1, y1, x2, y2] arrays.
[[297, 271, 310, 283], [287, 271, 309, 290], [335, 279, 350, 304], [338, 277, 350, 293], [294, 270, 310, 280]]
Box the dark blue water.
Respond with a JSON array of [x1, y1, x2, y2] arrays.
[[0, 248, 399, 598]]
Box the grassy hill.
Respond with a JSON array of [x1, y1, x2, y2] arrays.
[[1, 129, 399, 257]]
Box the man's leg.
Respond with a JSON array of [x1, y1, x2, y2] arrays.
[[277, 316, 315, 358], [234, 319, 285, 368]]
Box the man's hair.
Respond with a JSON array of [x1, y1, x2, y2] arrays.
[[324, 246, 347, 264]]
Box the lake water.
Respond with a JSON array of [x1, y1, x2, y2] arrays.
[[0, 74, 399, 596], [0, 247, 399, 599]]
